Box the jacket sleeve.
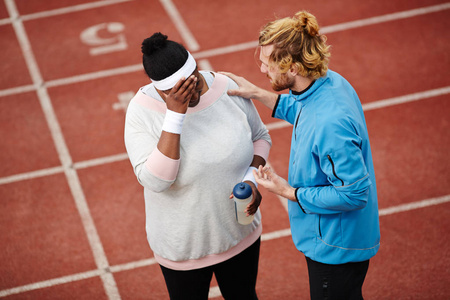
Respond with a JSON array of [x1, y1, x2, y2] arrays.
[[273, 94, 301, 125], [295, 116, 372, 214], [124, 100, 179, 193]]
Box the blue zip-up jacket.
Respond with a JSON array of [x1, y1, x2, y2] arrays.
[[273, 70, 380, 264]]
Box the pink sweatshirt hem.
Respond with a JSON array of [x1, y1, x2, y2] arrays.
[[154, 223, 262, 270]]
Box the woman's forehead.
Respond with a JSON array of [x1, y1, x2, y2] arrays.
[[162, 66, 199, 92]]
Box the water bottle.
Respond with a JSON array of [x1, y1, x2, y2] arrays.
[[232, 182, 254, 225]]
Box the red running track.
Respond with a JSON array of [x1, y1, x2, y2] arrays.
[[0, 0, 449, 299]]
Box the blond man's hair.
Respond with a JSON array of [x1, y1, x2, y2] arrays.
[[259, 11, 330, 79]]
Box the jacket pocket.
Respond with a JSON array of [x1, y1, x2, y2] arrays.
[[318, 214, 343, 247], [327, 155, 344, 186]]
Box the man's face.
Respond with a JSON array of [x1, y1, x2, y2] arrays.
[[259, 45, 295, 92]]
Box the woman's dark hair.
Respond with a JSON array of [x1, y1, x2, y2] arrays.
[[141, 32, 188, 80]]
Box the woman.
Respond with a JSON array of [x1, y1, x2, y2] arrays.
[[124, 32, 271, 299]]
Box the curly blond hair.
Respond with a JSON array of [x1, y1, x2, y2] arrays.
[[259, 11, 330, 79]]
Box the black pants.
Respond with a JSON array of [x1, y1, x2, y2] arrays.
[[160, 238, 260, 300], [306, 257, 370, 300]]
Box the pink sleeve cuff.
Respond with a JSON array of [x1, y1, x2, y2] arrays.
[[253, 139, 271, 161], [145, 147, 180, 181]]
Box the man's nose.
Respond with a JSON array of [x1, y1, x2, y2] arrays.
[[260, 64, 267, 74]]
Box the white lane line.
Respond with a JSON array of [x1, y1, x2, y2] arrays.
[[321, 3, 450, 34], [109, 258, 158, 273], [0, 166, 64, 185], [0, 0, 134, 25], [1, 194, 448, 298], [266, 120, 291, 131], [194, 40, 259, 59], [73, 153, 129, 170], [261, 228, 291, 241], [0, 258, 158, 298], [362, 86, 450, 111], [44, 64, 143, 88], [0, 84, 36, 97], [379, 194, 450, 216], [158, 0, 200, 51], [0, 153, 130, 186], [4, 1, 120, 299], [0, 269, 104, 297], [0, 18, 11, 26], [198, 59, 215, 72], [208, 286, 222, 299]]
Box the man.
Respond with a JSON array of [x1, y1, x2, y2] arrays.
[[221, 10, 380, 300]]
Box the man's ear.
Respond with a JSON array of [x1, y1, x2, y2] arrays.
[[289, 63, 299, 76]]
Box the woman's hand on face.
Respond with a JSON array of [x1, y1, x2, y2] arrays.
[[161, 75, 197, 114]]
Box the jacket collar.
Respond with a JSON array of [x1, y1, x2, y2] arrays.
[[289, 71, 330, 100]]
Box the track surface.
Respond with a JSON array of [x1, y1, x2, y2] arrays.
[[1, 0, 449, 299]]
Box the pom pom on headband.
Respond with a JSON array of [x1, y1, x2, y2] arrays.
[[151, 52, 197, 90]]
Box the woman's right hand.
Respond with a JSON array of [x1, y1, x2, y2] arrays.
[[161, 75, 197, 114]]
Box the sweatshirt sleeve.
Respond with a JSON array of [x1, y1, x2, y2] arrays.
[[246, 99, 272, 151], [295, 115, 372, 214], [227, 78, 272, 159], [124, 99, 179, 192]]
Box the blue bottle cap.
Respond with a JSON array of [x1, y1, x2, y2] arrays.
[[233, 182, 252, 199]]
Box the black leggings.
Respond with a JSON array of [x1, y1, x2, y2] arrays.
[[306, 257, 370, 300], [160, 238, 260, 300]]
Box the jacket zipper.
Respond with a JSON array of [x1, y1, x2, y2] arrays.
[[294, 108, 302, 140], [327, 155, 344, 186], [318, 215, 322, 237]]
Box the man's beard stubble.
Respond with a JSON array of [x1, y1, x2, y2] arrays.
[[269, 73, 295, 92]]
